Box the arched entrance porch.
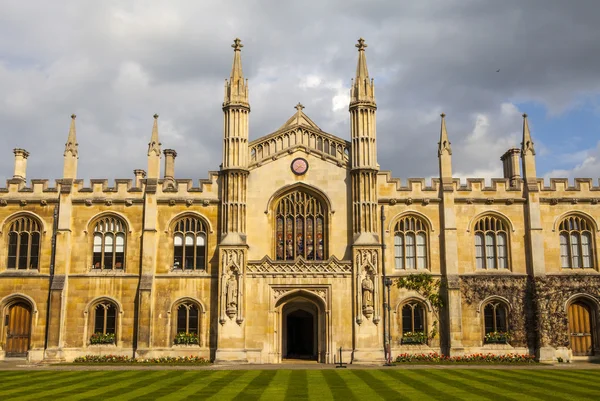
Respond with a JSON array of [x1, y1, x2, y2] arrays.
[[2, 297, 33, 357], [274, 290, 329, 363]]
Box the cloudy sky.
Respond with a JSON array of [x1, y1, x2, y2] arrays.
[[1, 0, 599, 185]]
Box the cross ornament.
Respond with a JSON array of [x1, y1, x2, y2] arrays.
[[356, 38, 367, 51], [232, 38, 243, 51], [295, 102, 305, 112]]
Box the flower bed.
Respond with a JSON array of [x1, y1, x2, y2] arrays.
[[395, 352, 536, 364], [174, 332, 199, 345], [73, 355, 211, 365], [400, 331, 427, 345], [89, 333, 115, 345]]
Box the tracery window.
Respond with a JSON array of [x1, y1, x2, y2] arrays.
[[275, 190, 326, 261], [94, 302, 117, 335], [559, 215, 594, 269], [177, 302, 199, 335], [474, 216, 509, 269], [394, 216, 428, 269], [173, 216, 207, 270], [7, 216, 41, 270], [401, 301, 426, 334], [92, 215, 126, 270], [483, 302, 508, 334]]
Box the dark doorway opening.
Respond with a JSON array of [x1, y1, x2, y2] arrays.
[[285, 309, 315, 360]]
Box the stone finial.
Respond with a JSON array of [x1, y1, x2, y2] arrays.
[[64, 113, 79, 158], [438, 113, 452, 156], [295, 103, 305, 112], [148, 114, 162, 157], [355, 37, 368, 51], [521, 113, 535, 156], [232, 38, 243, 51]]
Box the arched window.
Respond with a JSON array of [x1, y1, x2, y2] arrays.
[[94, 302, 116, 335], [559, 215, 594, 269], [7, 215, 41, 270], [483, 301, 509, 343], [275, 190, 326, 261], [173, 216, 207, 270], [92, 216, 126, 269], [401, 301, 426, 344], [394, 216, 428, 270], [474, 216, 509, 269], [177, 303, 199, 335]]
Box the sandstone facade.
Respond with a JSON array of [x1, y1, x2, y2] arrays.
[[0, 38, 599, 364]]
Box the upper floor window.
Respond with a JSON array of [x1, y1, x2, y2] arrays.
[[275, 190, 326, 261], [93, 216, 126, 270], [394, 216, 428, 269], [7, 216, 41, 270], [173, 216, 207, 270], [559, 215, 594, 269], [474, 216, 509, 269]]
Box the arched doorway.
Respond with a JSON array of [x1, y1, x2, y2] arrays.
[[275, 291, 328, 363], [568, 299, 595, 356], [5, 302, 32, 357]]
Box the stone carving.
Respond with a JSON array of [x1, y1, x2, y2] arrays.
[[40, 199, 48, 206], [20, 200, 27, 206], [186, 199, 193, 206], [247, 256, 351, 275], [355, 249, 379, 323], [0, 200, 6, 206], [125, 199, 133, 206], [460, 275, 530, 347], [85, 199, 92, 206], [220, 249, 245, 325], [272, 287, 327, 301]]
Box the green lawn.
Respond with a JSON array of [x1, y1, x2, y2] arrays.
[[1, 369, 599, 400]]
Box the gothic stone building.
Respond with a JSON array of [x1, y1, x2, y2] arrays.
[[1, 38, 599, 364]]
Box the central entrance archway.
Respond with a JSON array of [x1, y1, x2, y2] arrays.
[[275, 290, 328, 363]]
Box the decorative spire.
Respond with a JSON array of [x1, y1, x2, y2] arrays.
[[438, 113, 452, 156], [64, 114, 78, 157], [224, 38, 249, 107], [350, 38, 375, 105], [521, 113, 535, 156], [355, 37, 369, 79], [148, 114, 161, 156]]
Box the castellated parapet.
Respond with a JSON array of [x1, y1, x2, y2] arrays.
[[0, 38, 599, 365]]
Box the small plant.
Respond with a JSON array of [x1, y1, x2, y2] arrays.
[[484, 331, 510, 344], [556, 357, 564, 363], [89, 332, 115, 345], [174, 332, 199, 345], [395, 352, 536, 364], [401, 331, 427, 345]]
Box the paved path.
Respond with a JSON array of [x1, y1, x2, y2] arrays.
[[2, 358, 600, 371]]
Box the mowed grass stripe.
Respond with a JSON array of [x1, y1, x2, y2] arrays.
[[307, 370, 334, 401], [0, 369, 61, 384], [490, 370, 580, 400], [206, 370, 261, 400], [446, 369, 551, 401], [405, 370, 481, 400], [321, 370, 358, 401], [284, 370, 309, 400], [237, 369, 277, 401], [4, 370, 109, 400], [81, 371, 173, 401], [126, 371, 206, 400], [0, 370, 81, 392], [419, 369, 517, 401], [0, 371, 94, 397], [379, 369, 440, 400], [503, 369, 600, 399], [184, 370, 248, 400], [350, 369, 410, 400], [58, 371, 153, 401], [259, 370, 291, 401], [387, 369, 459, 400], [15, 371, 123, 401], [525, 369, 600, 391], [154, 371, 220, 401], [550, 369, 600, 382], [338, 370, 385, 400]]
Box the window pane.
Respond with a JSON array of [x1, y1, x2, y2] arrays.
[[496, 305, 508, 332], [94, 306, 105, 333], [174, 234, 183, 246], [18, 233, 29, 269], [286, 217, 294, 260], [8, 232, 18, 269], [571, 233, 580, 268], [316, 217, 324, 261], [104, 234, 114, 269], [196, 234, 205, 246], [497, 233, 507, 269], [484, 304, 494, 333], [402, 305, 412, 333], [414, 304, 425, 331], [185, 234, 194, 269], [177, 306, 187, 333], [196, 235, 206, 269], [406, 233, 415, 269], [394, 234, 404, 269], [30, 232, 40, 269], [475, 233, 484, 269], [582, 232, 592, 268], [185, 234, 194, 246], [115, 233, 125, 269], [174, 233, 183, 268], [276, 218, 284, 260], [416, 233, 427, 269], [105, 305, 116, 334], [296, 217, 304, 257], [188, 306, 199, 334], [560, 233, 569, 268], [485, 233, 495, 269]]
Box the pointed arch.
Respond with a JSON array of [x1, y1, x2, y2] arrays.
[[553, 211, 599, 232], [388, 211, 435, 233], [0, 211, 47, 235], [467, 210, 515, 233], [165, 211, 213, 234], [85, 212, 132, 234], [265, 183, 334, 214]]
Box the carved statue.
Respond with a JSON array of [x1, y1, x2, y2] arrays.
[[362, 275, 374, 310], [226, 274, 238, 308]]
